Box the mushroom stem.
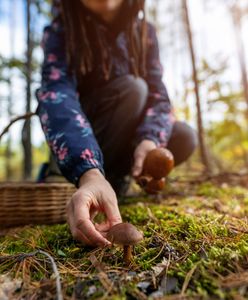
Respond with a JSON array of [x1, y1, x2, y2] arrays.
[[106, 223, 143, 266], [123, 245, 132, 265], [136, 175, 152, 188]]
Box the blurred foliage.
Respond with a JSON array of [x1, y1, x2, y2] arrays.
[[0, 0, 247, 181], [176, 56, 248, 173], [0, 142, 49, 181]]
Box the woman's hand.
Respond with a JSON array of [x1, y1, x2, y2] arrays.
[[66, 168, 122, 247], [132, 139, 157, 177]]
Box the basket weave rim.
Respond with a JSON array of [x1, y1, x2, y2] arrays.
[[0, 181, 75, 188], [0, 181, 75, 229]]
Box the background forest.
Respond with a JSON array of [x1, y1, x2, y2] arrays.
[[0, 0, 247, 182]]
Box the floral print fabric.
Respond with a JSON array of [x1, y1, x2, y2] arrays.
[[36, 6, 175, 187]]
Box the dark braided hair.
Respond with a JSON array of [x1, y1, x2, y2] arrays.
[[59, 0, 147, 80]]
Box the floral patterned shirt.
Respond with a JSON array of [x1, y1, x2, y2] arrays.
[[36, 3, 175, 187]]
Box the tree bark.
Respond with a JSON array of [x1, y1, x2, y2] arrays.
[[5, 0, 16, 180], [6, 79, 13, 180], [231, 5, 248, 119], [181, 0, 211, 174], [22, 0, 32, 180]]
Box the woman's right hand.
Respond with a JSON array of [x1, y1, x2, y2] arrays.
[[132, 139, 157, 178], [66, 168, 122, 247]]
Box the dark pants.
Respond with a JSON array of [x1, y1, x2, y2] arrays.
[[48, 75, 198, 185]]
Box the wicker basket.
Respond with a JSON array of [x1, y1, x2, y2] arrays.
[[0, 113, 78, 228], [0, 182, 76, 228]]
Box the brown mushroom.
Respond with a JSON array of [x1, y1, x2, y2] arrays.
[[144, 178, 165, 194], [136, 174, 153, 188], [143, 148, 174, 179], [106, 223, 143, 265], [135, 148, 174, 194]]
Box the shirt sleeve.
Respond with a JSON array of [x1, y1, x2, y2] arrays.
[[135, 23, 176, 148], [36, 21, 105, 187]]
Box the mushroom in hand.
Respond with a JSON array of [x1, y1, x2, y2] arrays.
[[136, 148, 174, 194], [144, 178, 166, 194], [143, 148, 174, 180], [106, 223, 143, 265]]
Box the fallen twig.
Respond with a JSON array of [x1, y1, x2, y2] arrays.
[[89, 254, 115, 294], [180, 263, 199, 295], [0, 250, 63, 300], [38, 250, 63, 300]]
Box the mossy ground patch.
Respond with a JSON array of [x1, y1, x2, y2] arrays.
[[1, 180, 248, 299]]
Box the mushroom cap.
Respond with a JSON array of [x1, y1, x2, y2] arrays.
[[106, 223, 143, 245], [144, 178, 165, 194], [143, 148, 174, 179]]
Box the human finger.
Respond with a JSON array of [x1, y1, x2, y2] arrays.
[[132, 153, 145, 177], [74, 201, 111, 246], [102, 197, 122, 228], [95, 220, 111, 232], [67, 200, 96, 246], [77, 219, 110, 247], [74, 228, 96, 247]]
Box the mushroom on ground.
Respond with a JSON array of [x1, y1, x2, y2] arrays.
[[143, 148, 174, 180], [106, 223, 143, 265]]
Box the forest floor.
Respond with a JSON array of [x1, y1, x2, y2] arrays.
[[1, 174, 248, 300]]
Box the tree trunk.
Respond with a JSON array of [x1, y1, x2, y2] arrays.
[[181, 0, 211, 174], [22, 0, 32, 180], [6, 79, 13, 180], [231, 5, 248, 119], [5, 0, 16, 180]]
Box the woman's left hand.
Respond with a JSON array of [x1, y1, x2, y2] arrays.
[[132, 139, 157, 178]]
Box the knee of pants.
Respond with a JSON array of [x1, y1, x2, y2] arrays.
[[119, 75, 148, 116], [179, 122, 198, 150], [167, 121, 198, 166]]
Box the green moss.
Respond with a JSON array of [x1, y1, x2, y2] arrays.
[[1, 182, 248, 298]]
